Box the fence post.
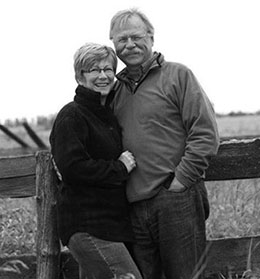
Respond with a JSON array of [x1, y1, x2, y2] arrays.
[[36, 150, 61, 279]]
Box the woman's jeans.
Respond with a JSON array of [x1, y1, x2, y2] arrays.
[[68, 232, 143, 279], [130, 180, 209, 279]]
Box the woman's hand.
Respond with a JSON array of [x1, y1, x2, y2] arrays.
[[118, 150, 136, 173]]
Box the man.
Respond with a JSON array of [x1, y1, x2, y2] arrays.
[[108, 8, 220, 279]]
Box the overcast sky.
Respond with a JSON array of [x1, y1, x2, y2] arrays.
[[0, 0, 259, 122]]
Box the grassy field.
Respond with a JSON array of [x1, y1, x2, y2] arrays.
[[1, 114, 260, 257]]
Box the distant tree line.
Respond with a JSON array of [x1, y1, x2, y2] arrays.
[[2, 114, 57, 129], [216, 110, 260, 118], [2, 110, 260, 128]]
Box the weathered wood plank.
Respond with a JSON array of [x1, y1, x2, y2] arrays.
[[36, 151, 60, 279], [0, 176, 35, 198], [0, 155, 36, 198], [0, 154, 35, 178], [0, 147, 35, 156], [206, 138, 260, 181]]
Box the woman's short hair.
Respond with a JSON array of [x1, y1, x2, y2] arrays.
[[109, 8, 154, 40], [74, 43, 117, 84]]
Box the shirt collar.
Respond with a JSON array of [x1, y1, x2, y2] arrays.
[[117, 52, 162, 81]]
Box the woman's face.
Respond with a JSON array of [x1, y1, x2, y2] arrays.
[[81, 57, 115, 97]]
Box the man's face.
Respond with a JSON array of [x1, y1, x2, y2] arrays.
[[112, 15, 154, 68]]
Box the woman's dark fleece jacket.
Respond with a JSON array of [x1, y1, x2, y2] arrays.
[[49, 85, 134, 246]]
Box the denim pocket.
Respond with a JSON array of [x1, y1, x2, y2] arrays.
[[161, 173, 175, 189], [161, 174, 188, 193], [166, 185, 188, 193]]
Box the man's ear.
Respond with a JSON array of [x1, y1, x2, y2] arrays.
[[150, 35, 154, 45]]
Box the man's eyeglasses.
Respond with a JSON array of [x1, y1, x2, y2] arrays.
[[83, 67, 114, 77], [114, 33, 147, 44]]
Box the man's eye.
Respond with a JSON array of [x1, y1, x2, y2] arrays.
[[118, 37, 127, 43], [132, 36, 140, 41]]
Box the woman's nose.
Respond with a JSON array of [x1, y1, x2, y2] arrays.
[[98, 70, 108, 78]]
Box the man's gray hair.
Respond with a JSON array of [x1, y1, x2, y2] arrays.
[[109, 8, 154, 40]]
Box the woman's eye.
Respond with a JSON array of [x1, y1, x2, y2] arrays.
[[104, 68, 113, 74], [89, 69, 99, 74]]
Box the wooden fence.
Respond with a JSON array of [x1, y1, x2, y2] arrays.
[[0, 137, 260, 278]]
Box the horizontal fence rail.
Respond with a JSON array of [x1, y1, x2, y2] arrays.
[[206, 138, 260, 180], [1, 137, 260, 198], [0, 154, 36, 198], [0, 137, 260, 279]]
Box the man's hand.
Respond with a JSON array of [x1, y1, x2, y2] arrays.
[[168, 177, 187, 192]]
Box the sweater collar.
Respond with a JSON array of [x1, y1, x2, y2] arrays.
[[74, 85, 102, 107]]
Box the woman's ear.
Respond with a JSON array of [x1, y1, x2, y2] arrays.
[[77, 72, 85, 86]]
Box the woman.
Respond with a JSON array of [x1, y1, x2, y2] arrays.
[[49, 43, 142, 279]]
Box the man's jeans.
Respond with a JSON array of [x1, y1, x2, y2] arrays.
[[130, 180, 209, 279], [68, 232, 143, 279]]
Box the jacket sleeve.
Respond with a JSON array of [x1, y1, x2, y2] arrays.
[[49, 113, 129, 188], [174, 67, 220, 187]]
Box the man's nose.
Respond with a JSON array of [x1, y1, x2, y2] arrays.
[[125, 38, 136, 48]]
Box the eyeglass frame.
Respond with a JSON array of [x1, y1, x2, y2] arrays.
[[112, 32, 149, 45], [81, 67, 115, 77]]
